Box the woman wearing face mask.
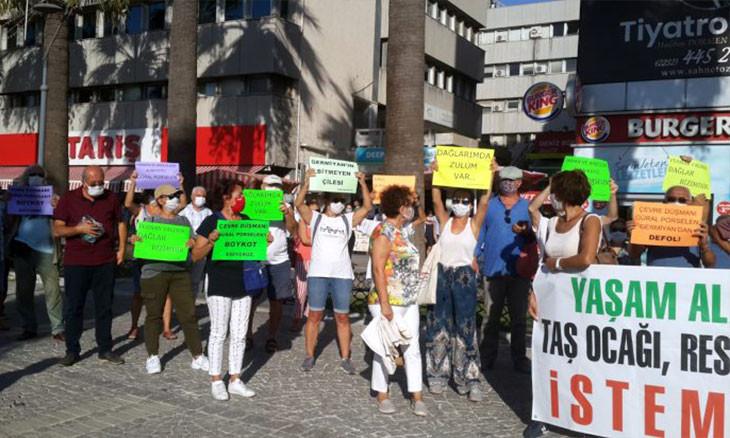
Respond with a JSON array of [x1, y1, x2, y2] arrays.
[[607, 219, 633, 265], [6, 165, 64, 342], [426, 159, 495, 401], [129, 185, 208, 375], [294, 169, 373, 373]]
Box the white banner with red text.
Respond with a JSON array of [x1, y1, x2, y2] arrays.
[[531, 264, 730, 438], [68, 128, 163, 165]]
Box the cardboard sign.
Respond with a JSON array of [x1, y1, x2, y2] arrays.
[[662, 156, 711, 198], [133, 222, 190, 262], [372, 175, 416, 204], [212, 220, 269, 261], [630, 201, 703, 247], [8, 186, 53, 215], [308, 157, 358, 194], [432, 146, 494, 190], [135, 162, 179, 190], [243, 189, 283, 221], [560, 156, 611, 201]]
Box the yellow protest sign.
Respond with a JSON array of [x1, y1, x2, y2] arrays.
[[432, 146, 494, 190], [630, 201, 702, 247], [662, 156, 711, 198], [372, 175, 416, 204]]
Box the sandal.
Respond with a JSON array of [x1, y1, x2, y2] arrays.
[[265, 339, 278, 354], [162, 331, 178, 340]]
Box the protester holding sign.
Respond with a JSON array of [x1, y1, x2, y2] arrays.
[[129, 184, 208, 375], [295, 169, 372, 374], [709, 215, 730, 269], [179, 186, 213, 298], [627, 185, 715, 268], [192, 180, 272, 401], [6, 165, 64, 342], [424, 158, 496, 402]]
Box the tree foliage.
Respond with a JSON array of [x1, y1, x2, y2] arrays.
[[0, 0, 129, 21]]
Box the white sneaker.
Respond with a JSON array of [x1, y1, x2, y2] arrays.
[[211, 381, 229, 401], [146, 355, 161, 374], [228, 380, 256, 398], [191, 355, 209, 371]]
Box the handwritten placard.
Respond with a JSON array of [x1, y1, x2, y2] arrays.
[[372, 175, 416, 204], [135, 162, 179, 190], [309, 157, 358, 194], [561, 156, 611, 202], [432, 146, 494, 190], [243, 189, 283, 221], [8, 185, 53, 215], [630, 201, 703, 247], [133, 221, 190, 261], [212, 220, 269, 261], [662, 156, 711, 198]]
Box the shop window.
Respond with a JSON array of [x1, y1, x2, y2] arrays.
[[565, 58, 577, 72], [225, 0, 244, 20], [566, 21, 579, 35], [148, 2, 166, 31], [521, 63, 534, 76], [251, 0, 271, 19], [122, 85, 142, 101], [549, 60, 563, 74], [552, 22, 565, 37], [508, 63, 520, 77], [126, 5, 144, 34], [199, 0, 217, 24]]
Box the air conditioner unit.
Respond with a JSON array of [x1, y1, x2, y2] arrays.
[[535, 65, 548, 73], [493, 104, 504, 112], [495, 70, 507, 77], [529, 27, 542, 38], [496, 34, 507, 42]]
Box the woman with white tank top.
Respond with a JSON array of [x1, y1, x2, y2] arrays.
[[425, 158, 495, 402]]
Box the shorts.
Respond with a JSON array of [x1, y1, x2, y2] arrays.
[[266, 261, 293, 301], [307, 276, 353, 314]]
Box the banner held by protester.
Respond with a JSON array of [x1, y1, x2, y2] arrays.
[[662, 156, 711, 198], [432, 146, 494, 190], [308, 157, 358, 194], [212, 220, 269, 261], [135, 162, 180, 190], [8, 185, 53, 216], [133, 222, 190, 261], [631, 201, 703, 247], [372, 175, 416, 204], [243, 189, 283, 221], [561, 156, 611, 202]]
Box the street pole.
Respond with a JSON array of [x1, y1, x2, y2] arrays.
[[37, 56, 48, 166]]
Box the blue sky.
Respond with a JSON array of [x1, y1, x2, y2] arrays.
[[500, 0, 555, 6]]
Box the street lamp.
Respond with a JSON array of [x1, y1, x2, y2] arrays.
[[33, 0, 67, 166]]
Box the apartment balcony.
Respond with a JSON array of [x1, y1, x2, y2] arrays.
[[482, 34, 578, 65]]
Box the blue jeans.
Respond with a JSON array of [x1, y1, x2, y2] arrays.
[[307, 277, 353, 314], [425, 264, 481, 389]]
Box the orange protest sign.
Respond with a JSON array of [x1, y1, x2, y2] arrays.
[[630, 201, 703, 247], [372, 175, 416, 204]]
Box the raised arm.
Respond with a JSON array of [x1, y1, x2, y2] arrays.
[[601, 178, 619, 226], [176, 172, 187, 214], [297, 219, 312, 246], [352, 172, 372, 227], [410, 194, 427, 228], [124, 171, 138, 211], [473, 159, 497, 233], [695, 222, 716, 268], [282, 201, 297, 235], [528, 184, 551, 229], [431, 186, 450, 232], [294, 169, 315, 225], [545, 215, 601, 271]]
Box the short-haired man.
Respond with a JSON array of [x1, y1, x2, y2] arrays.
[[179, 185, 213, 296], [53, 165, 127, 366]]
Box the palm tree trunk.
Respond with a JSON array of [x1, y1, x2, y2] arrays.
[[43, 10, 69, 194], [385, 0, 425, 248], [167, 0, 198, 192]]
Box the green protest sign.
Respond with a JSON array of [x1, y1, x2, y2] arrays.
[[309, 157, 358, 194], [133, 222, 190, 262], [561, 156, 611, 201], [243, 189, 283, 220], [212, 220, 269, 261]]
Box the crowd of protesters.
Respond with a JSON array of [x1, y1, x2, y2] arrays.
[[0, 156, 727, 429]]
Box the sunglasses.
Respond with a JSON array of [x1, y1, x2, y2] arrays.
[[665, 196, 689, 204], [452, 197, 471, 205]]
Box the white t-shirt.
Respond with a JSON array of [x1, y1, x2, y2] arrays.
[[533, 216, 550, 257], [178, 204, 213, 233], [358, 218, 382, 280], [309, 211, 355, 279], [266, 219, 289, 265]]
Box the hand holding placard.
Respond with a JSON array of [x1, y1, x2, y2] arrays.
[[8, 186, 53, 216], [133, 222, 190, 261], [308, 157, 358, 194], [561, 156, 611, 202], [243, 189, 284, 220], [432, 146, 494, 190], [630, 201, 703, 247], [212, 220, 269, 260], [135, 162, 180, 190]]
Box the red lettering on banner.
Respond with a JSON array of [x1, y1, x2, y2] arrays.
[[570, 375, 593, 426], [681, 390, 724, 438], [78, 136, 95, 159], [550, 370, 560, 418], [124, 135, 140, 159], [645, 385, 665, 437], [68, 136, 80, 159], [115, 135, 124, 158], [97, 135, 114, 159], [577, 112, 730, 144], [606, 380, 629, 432]]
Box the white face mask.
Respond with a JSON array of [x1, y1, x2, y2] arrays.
[[329, 202, 345, 215], [264, 186, 280, 191], [401, 206, 415, 220], [452, 203, 471, 217], [28, 175, 44, 186], [345, 207, 353, 213], [193, 196, 206, 207], [164, 197, 179, 212], [550, 194, 566, 216], [86, 184, 104, 197]]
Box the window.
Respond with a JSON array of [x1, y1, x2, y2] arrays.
[[446, 74, 453, 93], [535, 61, 548, 74], [508, 63, 520, 77], [483, 66, 494, 78], [271, 76, 294, 96], [81, 11, 97, 39], [549, 60, 563, 74], [506, 100, 520, 112], [104, 14, 119, 37], [24, 20, 41, 46], [552, 22, 565, 37], [198, 82, 217, 97], [379, 39, 388, 67], [199, 0, 217, 24], [426, 66, 436, 85], [565, 58, 577, 72], [279, 0, 291, 19], [23, 93, 39, 107], [98, 88, 117, 102], [225, 0, 244, 20], [566, 21, 579, 35], [126, 5, 144, 34], [439, 8, 447, 26], [482, 104, 492, 113], [6, 24, 18, 50], [249, 76, 271, 93], [508, 28, 521, 41], [148, 2, 166, 31], [428, 2, 438, 20], [220, 78, 244, 96], [448, 13, 456, 31], [144, 84, 165, 100], [457, 20, 464, 37], [122, 85, 142, 101], [521, 62, 534, 76], [251, 0, 271, 19], [436, 70, 445, 89], [76, 89, 94, 104]]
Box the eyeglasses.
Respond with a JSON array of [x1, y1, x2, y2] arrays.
[[665, 196, 689, 204], [452, 198, 471, 205], [504, 209, 512, 224]]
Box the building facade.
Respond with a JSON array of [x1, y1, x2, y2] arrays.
[[0, 0, 485, 187], [476, 0, 579, 167]]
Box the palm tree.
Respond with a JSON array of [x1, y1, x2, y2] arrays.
[[384, 0, 425, 247], [166, 0, 198, 192]]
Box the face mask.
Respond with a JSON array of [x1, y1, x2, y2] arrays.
[[500, 180, 518, 195], [87, 184, 104, 197], [164, 197, 179, 212], [610, 231, 627, 244], [345, 207, 353, 213], [264, 186, 280, 192], [231, 196, 246, 214], [452, 203, 471, 217], [28, 176, 44, 186], [401, 206, 415, 220], [550, 194, 566, 216], [194, 196, 206, 208], [329, 202, 345, 215]]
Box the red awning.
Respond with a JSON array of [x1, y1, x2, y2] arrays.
[[0, 166, 27, 189], [195, 165, 298, 193]]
